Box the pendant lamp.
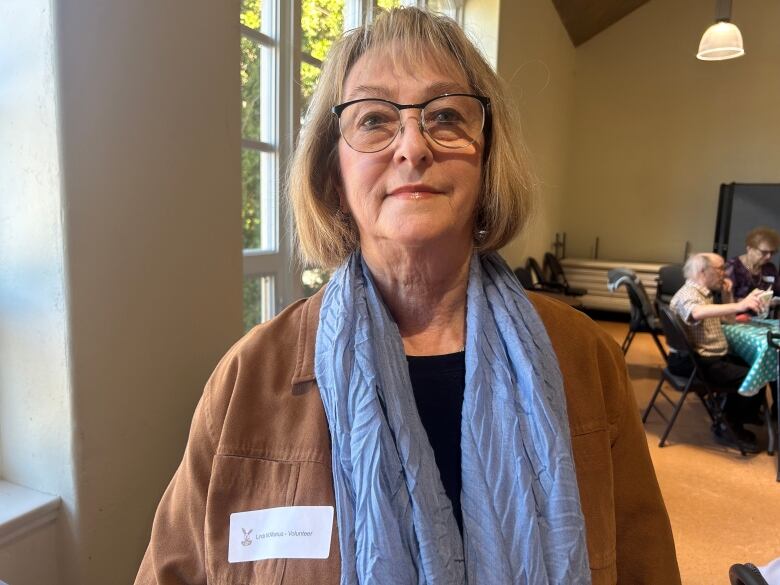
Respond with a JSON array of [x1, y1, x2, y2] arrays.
[[697, 0, 744, 60]]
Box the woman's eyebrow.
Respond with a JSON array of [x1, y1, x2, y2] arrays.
[[345, 81, 470, 102], [345, 85, 392, 101]]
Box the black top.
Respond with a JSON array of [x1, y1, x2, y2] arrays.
[[406, 351, 466, 533]]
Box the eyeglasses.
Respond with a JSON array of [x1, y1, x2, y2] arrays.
[[757, 248, 777, 257], [332, 93, 490, 154]]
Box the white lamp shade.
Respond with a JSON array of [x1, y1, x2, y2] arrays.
[[697, 21, 744, 60]]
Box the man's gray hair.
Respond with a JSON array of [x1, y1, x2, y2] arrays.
[[683, 253, 714, 280]]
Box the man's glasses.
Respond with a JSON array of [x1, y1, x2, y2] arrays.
[[332, 94, 490, 154]]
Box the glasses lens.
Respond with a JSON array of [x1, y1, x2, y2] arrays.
[[338, 100, 400, 153], [423, 95, 485, 149]]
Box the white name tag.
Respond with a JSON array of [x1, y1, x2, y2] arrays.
[[228, 506, 334, 563]]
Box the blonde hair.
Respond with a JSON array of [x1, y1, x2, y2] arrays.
[[746, 226, 780, 250], [288, 7, 534, 268]]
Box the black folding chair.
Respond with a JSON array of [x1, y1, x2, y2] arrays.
[[643, 306, 748, 455], [656, 263, 685, 308], [542, 253, 587, 297], [513, 266, 535, 289], [525, 257, 565, 293], [514, 266, 585, 309], [607, 268, 667, 360], [730, 563, 769, 585]]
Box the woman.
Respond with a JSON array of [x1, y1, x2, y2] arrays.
[[135, 8, 680, 585], [725, 227, 780, 302]]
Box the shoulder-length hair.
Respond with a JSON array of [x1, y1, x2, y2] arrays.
[[288, 7, 534, 268]]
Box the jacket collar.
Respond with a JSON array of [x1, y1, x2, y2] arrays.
[[291, 285, 325, 386]]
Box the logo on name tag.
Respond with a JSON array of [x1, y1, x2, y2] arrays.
[[228, 506, 334, 563]]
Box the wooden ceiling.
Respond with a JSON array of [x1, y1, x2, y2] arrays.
[[551, 0, 651, 46]]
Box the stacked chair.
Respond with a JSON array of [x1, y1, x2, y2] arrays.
[[607, 268, 666, 360], [542, 253, 588, 297], [516, 259, 584, 309]]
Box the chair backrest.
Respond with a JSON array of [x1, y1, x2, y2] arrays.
[[657, 264, 685, 303], [513, 266, 534, 289], [543, 252, 569, 287], [607, 268, 658, 328], [525, 257, 547, 286], [658, 306, 695, 357]]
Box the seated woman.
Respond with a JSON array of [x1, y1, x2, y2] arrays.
[[134, 8, 680, 585], [725, 226, 780, 302]]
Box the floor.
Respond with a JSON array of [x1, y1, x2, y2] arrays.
[[595, 319, 780, 585]]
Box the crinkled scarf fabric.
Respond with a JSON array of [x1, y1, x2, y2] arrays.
[[314, 251, 590, 585]]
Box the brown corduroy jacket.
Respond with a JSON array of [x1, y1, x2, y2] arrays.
[[135, 290, 681, 585]]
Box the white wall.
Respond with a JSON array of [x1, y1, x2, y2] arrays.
[[494, 0, 576, 269], [0, 1, 73, 582], [2, 0, 244, 583], [56, 0, 244, 581], [562, 0, 780, 262]]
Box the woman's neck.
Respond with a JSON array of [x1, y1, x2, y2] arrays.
[[361, 240, 473, 356], [740, 253, 761, 274]]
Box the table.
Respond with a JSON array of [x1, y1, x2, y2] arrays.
[[722, 319, 780, 397]]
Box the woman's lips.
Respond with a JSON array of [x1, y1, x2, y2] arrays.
[[388, 190, 439, 200]]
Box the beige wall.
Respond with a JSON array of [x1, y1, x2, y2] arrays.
[[562, 0, 780, 262], [56, 0, 244, 580], [494, 0, 576, 269]]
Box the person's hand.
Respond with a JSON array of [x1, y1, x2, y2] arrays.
[[722, 277, 733, 294], [737, 289, 765, 314]]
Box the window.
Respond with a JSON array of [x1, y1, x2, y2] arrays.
[[240, 0, 463, 331]]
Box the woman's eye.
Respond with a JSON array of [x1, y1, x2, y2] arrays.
[[430, 108, 463, 124], [358, 112, 393, 129]]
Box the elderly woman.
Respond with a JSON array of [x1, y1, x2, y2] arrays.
[[725, 226, 780, 302], [135, 8, 680, 585]]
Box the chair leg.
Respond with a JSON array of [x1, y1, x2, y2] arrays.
[[643, 376, 666, 423], [650, 330, 668, 360], [621, 330, 635, 355], [658, 378, 694, 448], [765, 388, 775, 456]]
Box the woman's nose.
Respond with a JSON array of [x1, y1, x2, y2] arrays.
[[393, 115, 432, 165]]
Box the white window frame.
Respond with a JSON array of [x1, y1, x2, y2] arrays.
[[241, 0, 300, 321], [241, 0, 464, 326]]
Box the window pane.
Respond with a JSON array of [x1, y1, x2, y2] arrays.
[[301, 0, 345, 59], [426, 0, 456, 18], [300, 62, 321, 120], [302, 268, 331, 297], [376, 0, 402, 10], [243, 274, 275, 330], [242, 149, 275, 251], [240, 0, 262, 31], [241, 36, 262, 141]]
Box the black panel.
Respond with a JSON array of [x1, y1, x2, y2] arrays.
[[713, 183, 780, 259]]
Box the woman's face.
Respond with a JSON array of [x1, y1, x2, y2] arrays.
[[747, 241, 777, 267], [336, 50, 484, 256]]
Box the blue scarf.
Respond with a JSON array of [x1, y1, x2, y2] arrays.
[[315, 251, 590, 585]]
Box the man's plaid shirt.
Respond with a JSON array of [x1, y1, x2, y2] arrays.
[[669, 280, 728, 357]]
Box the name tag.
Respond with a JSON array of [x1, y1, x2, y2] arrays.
[[228, 506, 334, 563]]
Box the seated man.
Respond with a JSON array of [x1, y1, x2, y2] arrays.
[[669, 252, 767, 452]]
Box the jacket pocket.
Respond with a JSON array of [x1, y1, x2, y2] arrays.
[[205, 455, 299, 585], [570, 428, 617, 580]]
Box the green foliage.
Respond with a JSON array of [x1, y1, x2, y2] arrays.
[[376, 0, 402, 10], [240, 0, 262, 30], [242, 0, 345, 324]]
